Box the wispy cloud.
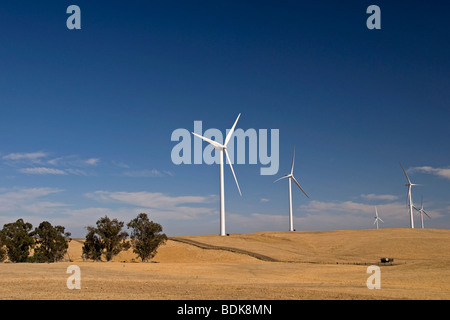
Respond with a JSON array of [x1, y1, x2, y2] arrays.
[[122, 169, 165, 178], [299, 200, 410, 220], [0, 187, 64, 214], [2, 151, 101, 176], [86, 190, 215, 209], [360, 193, 399, 201], [46, 155, 100, 168], [121, 169, 174, 178], [19, 167, 68, 175], [84, 158, 100, 166], [111, 160, 130, 169], [3, 152, 48, 161], [409, 166, 450, 180], [65, 168, 88, 176]]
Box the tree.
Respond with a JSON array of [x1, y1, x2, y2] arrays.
[[83, 216, 130, 261], [127, 213, 167, 262], [2, 219, 34, 262], [31, 221, 72, 263], [0, 230, 6, 262], [82, 226, 104, 261]]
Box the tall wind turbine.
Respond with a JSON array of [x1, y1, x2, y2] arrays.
[[413, 196, 430, 229], [400, 163, 421, 229], [192, 113, 242, 236], [373, 206, 384, 229], [274, 147, 309, 231]]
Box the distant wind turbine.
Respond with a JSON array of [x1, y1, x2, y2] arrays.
[[192, 113, 242, 236], [400, 163, 422, 229], [373, 206, 384, 229], [274, 147, 309, 231], [413, 196, 430, 229]]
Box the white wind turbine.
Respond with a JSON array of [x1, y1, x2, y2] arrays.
[[274, 147, 309, 231], [192, 113, 242, 236], [400, 163, 422, 229], [413, 196, 430, 229], [373, 206, 384, 229]]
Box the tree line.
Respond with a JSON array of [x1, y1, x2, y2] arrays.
[[0, 213, 166, 263]]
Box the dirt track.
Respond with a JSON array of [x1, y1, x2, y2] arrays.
[[1, 229, 450, 300]]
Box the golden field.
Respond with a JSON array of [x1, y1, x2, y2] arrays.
[[1, 228, 450, 300]]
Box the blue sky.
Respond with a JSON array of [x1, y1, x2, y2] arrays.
[[0, 1, 449, 237]]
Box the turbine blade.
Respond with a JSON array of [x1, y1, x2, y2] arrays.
[[379, 218, 384, 223], [291, 175, 309, 198], [290, 146, 295, 175], [192, 132, 223, 149], [274, 175, 289, 183], [224, 149, 241, 196], [406, 189, 409, 208], [224, 113, 241, 146], [422, 210, 431, 219], [412, 205, 420, 212], [400, 163, 412, 185]]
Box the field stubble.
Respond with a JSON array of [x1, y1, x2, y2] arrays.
[[1, 228, 450, 300]]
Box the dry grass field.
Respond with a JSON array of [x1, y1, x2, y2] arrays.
[[1, 228, 450, 300]]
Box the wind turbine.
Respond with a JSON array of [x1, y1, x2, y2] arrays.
[[192, 113, 242, 236], [274, 147, 309, 231], [400, 163, 422, 229], [373, 206, 384, 229], [413, 196, 430, 229]]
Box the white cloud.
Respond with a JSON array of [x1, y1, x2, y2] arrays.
[[299, 200, 408, 220], [80, 190, 218, 229], [46, 155, 100, 168], [0, 187, 64, 214], [122, 169, 164, 178], [410, 166, 450, 180], [19, 167, 68, 175], [111, 160, 130, 169], [121, 169, 174, 178], [260, 198, 270, 203], [85, 158, 100, 166], [86, 190, 215, 209], [47, 157, 63, 166], [65, 168, 88, 176], [163, 170, 174, 177], [360, 193, 399, 201], [3, 152, 47, 161]]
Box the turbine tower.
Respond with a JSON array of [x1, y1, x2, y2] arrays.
[[400, 163, 421, 229], [373, 206, 384, 229], [413, 196, 430, 229], [192, 113, 242, 236], [274, 147, 309, 231]]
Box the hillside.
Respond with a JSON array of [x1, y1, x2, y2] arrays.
[[1, 228, 450, 300], [68, 228, 450, 265]]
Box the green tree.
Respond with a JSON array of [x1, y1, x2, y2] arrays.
[[31, 221, 72, 263], [127, 213, 167, 262], [0, 230, 6, 262], [2, 219, 34, 262], [83, 216, 130, 261], [82, 226, 104, 261]]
